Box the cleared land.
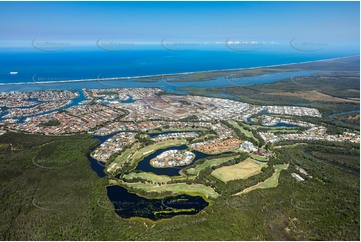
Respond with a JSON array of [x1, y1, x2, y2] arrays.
[[211, 158, 268, 183], [123, 172, 171, 184], [118, 181, 219, 199], [191, 138, 241, 154], [233, 163, 288, 196], [185, 155, 239, 175], [262, 90, 360, 103]]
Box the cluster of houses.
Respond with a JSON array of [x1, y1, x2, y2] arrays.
[[91, 132, 136, 162], [151, 132, 199, 141], [0, 89, 358, 149], [83, 88, 162, 100], [10, 104, 125, 135], [260, 126, 360, 143], [150, 150, 195, 168], [3, 100, 71, 119], [259, 115, 315, 128], [262, 105, 321, 117]]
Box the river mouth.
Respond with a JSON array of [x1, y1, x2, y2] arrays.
[[106, 185, 209, 220]]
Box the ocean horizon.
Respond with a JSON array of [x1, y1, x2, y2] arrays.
[[0, 44, 359, 87]]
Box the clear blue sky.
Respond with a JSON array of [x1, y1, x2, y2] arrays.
[[0, 1, 359, 46]]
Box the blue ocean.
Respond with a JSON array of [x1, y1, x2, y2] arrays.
[[0, 44, 358, 92]]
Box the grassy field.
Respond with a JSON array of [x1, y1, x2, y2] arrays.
[[119, 181, 219, 199], [107, 144, 140, 173], [123, 172, 172, 184], [249, 153, 269, 161], [185, 155, 239, 175], [238, 121, 258, 131], [227, 120, 254, 138], [211, 158, 268, 183], [233, 163, 288, 196]]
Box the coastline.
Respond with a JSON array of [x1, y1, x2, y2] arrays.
[[0, 55, 358, 86]]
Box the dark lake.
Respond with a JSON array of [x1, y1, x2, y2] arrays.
[[106, 185, 208, 220], [271, 122, 299, 128]]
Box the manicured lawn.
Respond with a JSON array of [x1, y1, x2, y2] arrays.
[[233, 163, 288, 196], [228, 120, 254, 138], [123, 172, 171, 184], [186, 155, 239, 175], [249, 153, 268, 162], [120, 182, 219, 199], [211, 158, 268, 183]]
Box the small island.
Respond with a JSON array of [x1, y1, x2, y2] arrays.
[[150, 150, 195, 168]]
